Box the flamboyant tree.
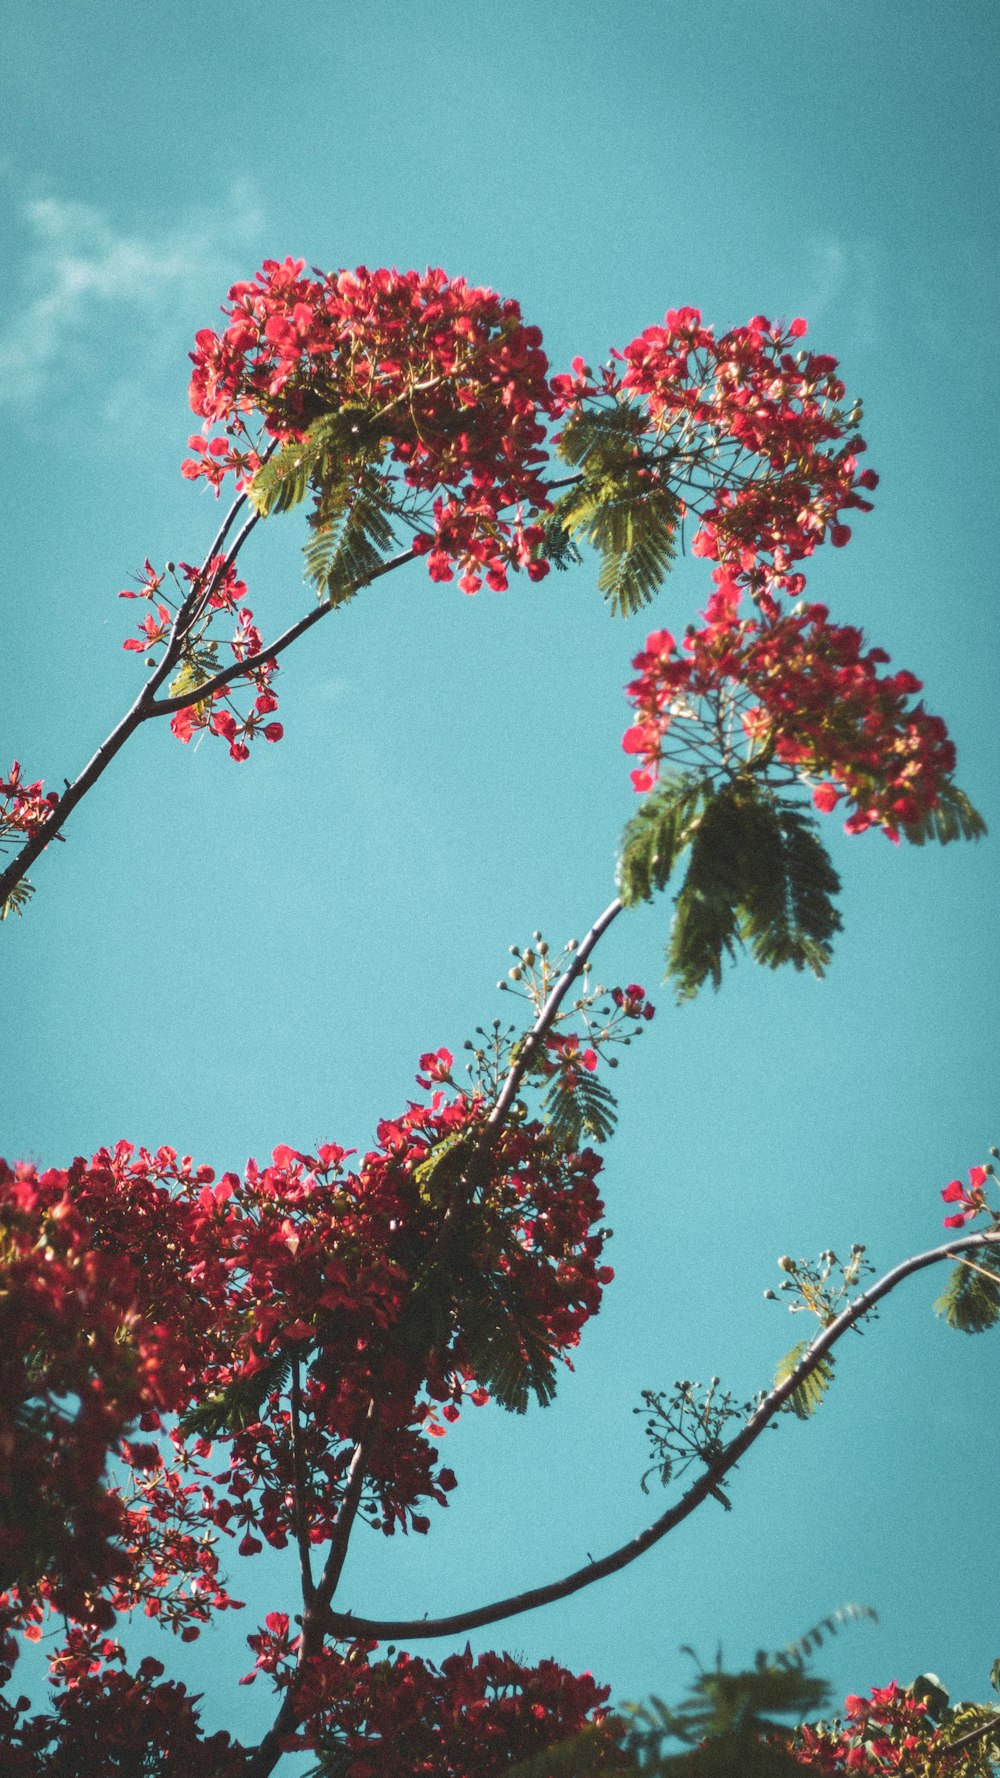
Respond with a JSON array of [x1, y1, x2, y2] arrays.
[[2, 260, 998, 1775]]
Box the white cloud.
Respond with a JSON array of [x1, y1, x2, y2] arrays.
[[0, 181, 266, 408], [800, 234, 882, 352]]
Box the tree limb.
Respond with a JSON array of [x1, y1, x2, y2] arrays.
[[319, 1230, 1000, 1643]]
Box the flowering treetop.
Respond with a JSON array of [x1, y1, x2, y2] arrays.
[[0, 260, 994, 1776]]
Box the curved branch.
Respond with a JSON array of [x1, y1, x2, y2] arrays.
[[478, 898, 624, 1148], [0, 532, 417, 909], [0, 486, 251, 908], [148, 544, 418, 717], [321, 1229, 1000, 1644]]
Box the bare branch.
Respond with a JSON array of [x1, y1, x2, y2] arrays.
[[320, 1230, 1000, 1644]]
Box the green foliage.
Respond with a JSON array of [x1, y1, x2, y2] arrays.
[[773, 1340, 836, 1420], [664, 783, 843, 1000], [179, 1350, 292, 1439], [414, 1129, 473, 1205], [0, 877, 34, 920], [552, 405, 681, 615], [457, 1246, 563, 1413], [540, 1066, 618, 1150], [303, 461, 397, 603], [615, 1658, 831, 1776], [248, 408, 398, 604], [538, 508, 584, 571], [402, 1202, 565, 1415], [248, 406, 389, 519], [935, 1256, 1000, 1334], [618, 776, 711, 907], [773, 1604, 878, 1671], [902, 781, 987, 846], [512, 1659, 831, 1778], [167, 643, 219, 705]]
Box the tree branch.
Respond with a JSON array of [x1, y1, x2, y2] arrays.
[[0, 486, 251, 908], [242, 1398, 381, 1778], [0, 529, 416, 909], [319, 1230, 1000, 1643], [147, 544, 418, 718], [289, 1356, 314, 1608]]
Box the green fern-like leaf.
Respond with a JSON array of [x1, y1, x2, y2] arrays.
[[774, 1341, 835, 1420], [666, 785, 843, 999], [552, 405, 680, 615], [935, 1258, 1000, 1333], [667, 784, 754, 997], [776, 803, 842, 966], [304, 463, 397, 604], [248, 407, 390, 520], [248, 429, 329, 519], [414, 1130, 472, 1205], [617, 775, 711, 907], [773, 1604, 878, 1672], [248, 408, 398, 604], [458, 1250, 562, 1413], [506, 1723, 617, 1778], [556, 402, 650, 473], [400, 1208, 565, 1415], [538, 508, 583, 571], [167, 648, 219, 705], [1, 878, 34, 920], [902, 781, 987, 846], [541, 1069, 618, 1150], [180, 1351, 292, 1439], [742, 802, 841, 975]]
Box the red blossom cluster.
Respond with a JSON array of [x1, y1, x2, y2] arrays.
[[623, 594, 956, 836], [0, 1147, 244, 1656], [243, 1622, 615, 1773], [0, 761, 58, 852], [0, 1051, 612, 1724], [185, 257, 554, 594], [0, 1654, 245, 1777], [547, 306, 958, 839], [792, 1681, 970, 1773], [120, 557, 282, 759], [555, 308, 877, 603]]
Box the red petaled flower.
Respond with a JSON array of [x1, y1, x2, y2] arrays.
[[622, 597, 956, 840], [185, 260, 555, 593]]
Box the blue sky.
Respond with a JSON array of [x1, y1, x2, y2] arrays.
[[2, 0, 998, 1759]]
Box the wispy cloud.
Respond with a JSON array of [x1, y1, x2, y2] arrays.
[[0, 182, 266, 409], [799, 234, 883, 352]]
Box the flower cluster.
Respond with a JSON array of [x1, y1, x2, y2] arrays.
[[0, 1035, 612, 1680], [0, 761, 58, 852], [121, 557, 282, 760], [0, 1655, 245, 1777], [185, 257, 554, 593], [243, 1624, 615, 1773], [0, 1147, 246, 1651], [623, 596, 956, 837], [792, 1681, 972, 1773], [555, 308, 877, 607]]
